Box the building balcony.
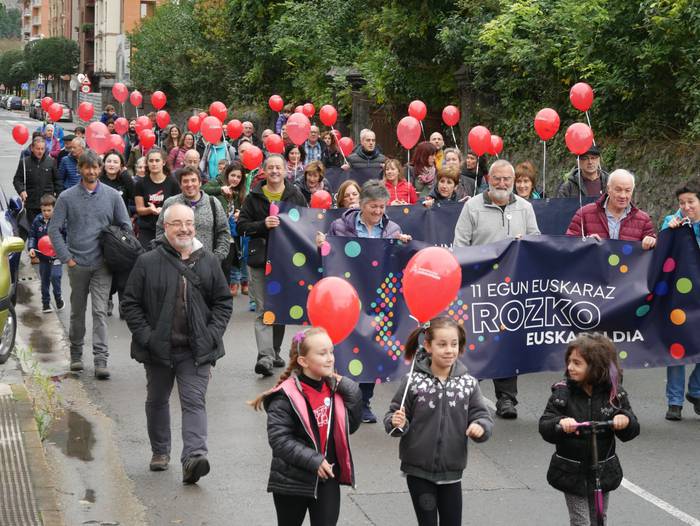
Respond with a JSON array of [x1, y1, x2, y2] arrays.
[[23, 9, 31, 18], [32, 15, 41, 26], [31, 0, 41, 7]]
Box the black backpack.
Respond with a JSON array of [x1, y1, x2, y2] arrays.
[[101, 225, 145, 273]]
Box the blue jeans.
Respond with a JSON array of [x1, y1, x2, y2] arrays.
[[666, 364, 700, 406], [229, 237, 249, 284], [39, 258, 62, 306]]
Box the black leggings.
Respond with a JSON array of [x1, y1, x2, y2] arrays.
[[407, 475, 462, 526], [273, 479, 340, 526]]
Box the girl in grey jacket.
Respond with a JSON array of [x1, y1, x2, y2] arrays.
[[384, 316, 494, 526]]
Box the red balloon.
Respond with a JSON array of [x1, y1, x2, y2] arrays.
[[12, 124, 29, 145], [226, 119, 243, 140], [139, 129, 156, 150], [40, 96, 53, 111], [129, 90, 143, 107], [269, 95, 284, 112], [534, 108, 560, 141], [135, 115, 152, 134], [37, 236, 56, 258], [442, 105, 460, 127], [242, 146, 263, 170], [402, 247, 462, 324], [264, 133, 284, 154], [570, 82, 594, 112], [307, 277, 360, 344], [151, 90, 167, 110], [209, 101, 227, 123], [286, 113, 311, 146], [294, 105, 304, 114], [112, 82, 128, 104], [565, 123, 594, 155], [114, 117, 128, 135], [109, 133, 125, 154], [310, 190, 332, 209], [408, 100, 427, 121], [331, 129, 341, 142], [302, 103, 315, 119], [198, 111, 208, 122], [48, 102, 63, 122], [77, 102, 94, 121], [201, 116, 223, 143], [319, 105, 337, 127], [85, 121, 111, 154], [489, 135, 503, 155], [187, 116, 201, 134], [156, 110, 170, 129], [396, 116, 421, 150], [338, 137, 354, 157], [467, 125, 491, 156]]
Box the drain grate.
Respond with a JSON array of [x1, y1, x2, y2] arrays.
[[0, 395, 41, 525]]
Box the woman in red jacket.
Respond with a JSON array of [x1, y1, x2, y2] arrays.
[[382, 158, 417, 205]]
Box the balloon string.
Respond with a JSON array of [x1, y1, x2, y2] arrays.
[[407, 149, 411, 186], [450, 126, 458, 149], [577, 155, 585, 239], [542, 140, 547, 198], [585, 111, 596, 146], [473, 158, 479, 197], [331, 125, 348, 165], [420, 121, 426, 140]]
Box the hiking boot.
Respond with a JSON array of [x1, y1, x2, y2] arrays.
[[69, 360, 84, 372], [182, 454, 210, 484], [272, 356, 285, 368], [95, 365, 111, 380], [254, 360, 273, 377], [665, 405, 682, 421], [229, 283, 239, 296], [55, 298, 65, 311], [241, 281, 249, 295], [496, 397, 518, 419], [361, 405, 377, 424], [42, 304, 51, 313], [685, 394, 700, 415], [149, 453, 170, 472]]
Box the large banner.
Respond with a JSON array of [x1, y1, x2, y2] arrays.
[[322, 229, 700, 382], [265, 198, 594, 325]]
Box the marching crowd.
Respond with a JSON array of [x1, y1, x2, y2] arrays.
[[10, 111, 700, 525]]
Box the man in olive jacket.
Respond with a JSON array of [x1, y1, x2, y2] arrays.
[[122, 203, 233, 484]]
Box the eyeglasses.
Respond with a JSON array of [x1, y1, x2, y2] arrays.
[[165, 220, 194, 228], [490, 176, 514, 184]]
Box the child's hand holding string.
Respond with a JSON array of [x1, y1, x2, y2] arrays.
[[612, 414, 629, 430], [391, 408, 407, 429], [466, 423, 484, 439]]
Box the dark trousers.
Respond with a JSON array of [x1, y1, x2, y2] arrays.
[[273, 479, 340, 526], [109, 270, 130, 310], [273, 324, 285, 354], [359, 382, 375, 406], [494, 376, 518, 404], [38, 258, 62, 306], [138, 229, 155, 251], [144, 358, 211, 464], [406, 475, 462, 526]]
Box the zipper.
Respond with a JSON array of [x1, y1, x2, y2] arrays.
[[285, 386, 321, 499]]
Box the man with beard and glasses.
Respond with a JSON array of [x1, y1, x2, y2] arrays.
[[453, 159, 540, 420]]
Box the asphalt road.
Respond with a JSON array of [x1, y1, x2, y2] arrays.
[[1, 107, 699, 525]]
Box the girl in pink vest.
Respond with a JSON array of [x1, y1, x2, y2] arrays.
[[249, 327, 362, 526]]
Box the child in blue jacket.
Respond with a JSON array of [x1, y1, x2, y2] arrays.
[[27, 194, 64, 312]]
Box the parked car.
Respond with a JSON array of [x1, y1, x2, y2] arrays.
[[6, 96, 23, 110], [29, 98, 43, 119], [56, 102, 72, 122], [0, 95, 8, 107], [0, 191, 26, 364]]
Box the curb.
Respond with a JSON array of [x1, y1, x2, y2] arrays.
[[10, 384, 65, 526]]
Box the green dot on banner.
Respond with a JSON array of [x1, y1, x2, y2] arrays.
[[344, 241, 361, 258], [619, 351, 628, 360], [635, 305, 650, 317], [348, 359, 363, 376], [676, 278, 693, 294], [608, 254, 620, 266], [289, 306, 304, 320], [292, 253, 306, 267]]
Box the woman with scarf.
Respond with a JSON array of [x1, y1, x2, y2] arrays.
[[408, 141, 438, 198]]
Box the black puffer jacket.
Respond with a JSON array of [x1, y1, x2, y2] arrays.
[[236, 179, 306, 268], [121, 239, 233, 366], [346, 148, 386, 171], [264, 374, 362, 498], [556, 167, 609, 198], [13, 153, 58, 209]]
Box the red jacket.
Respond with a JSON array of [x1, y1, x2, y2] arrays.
[[566, 194, 656, 241], [385, 179, 418, 205]]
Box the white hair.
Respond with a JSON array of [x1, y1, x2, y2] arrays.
[[607, 169, 636, 190], [359, 129, 375, 141], [488, 159, 515, 177], [163, 202, 194, 223]]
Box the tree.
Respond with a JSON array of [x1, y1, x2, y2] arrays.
[[0, 49, 29, 88], [26, 37, 79, 77], [0, 5, 21, 40]]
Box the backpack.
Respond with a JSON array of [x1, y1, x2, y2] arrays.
[[101, 225, 145, 273]]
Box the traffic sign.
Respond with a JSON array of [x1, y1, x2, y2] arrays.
[[21, 82, 28, 89], [80, 85, 91, 94]]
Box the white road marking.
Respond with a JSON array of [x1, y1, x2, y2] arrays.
[[621, 478, 700, 525]]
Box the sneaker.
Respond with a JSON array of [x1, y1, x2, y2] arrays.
[[254, 360, 273, 377], [665, 405, 682, 421], [248, 301, 256, 312], [686, 394, 700, 415], [496, 398, 518, 419], [182, 454, 210, 484], [42, 304, 51, 313], [107, 299, 113, 317], [69, 360, 84, 372], [241, 282, 249, 295], [55, 298, 65, 311], [361, 406, 377, 424], [95, 365, 111, 380], [229, 283, 239, 296], [149, 453, 170, 472]]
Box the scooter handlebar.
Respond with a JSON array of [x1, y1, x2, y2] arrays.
[[554, 419, 615, 433]]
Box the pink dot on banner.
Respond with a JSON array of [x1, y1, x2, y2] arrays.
[[670, 343, 685, 359], [372, 260, 379, 267], [320, 241, 331, 257], [663, 257, 676, 273]]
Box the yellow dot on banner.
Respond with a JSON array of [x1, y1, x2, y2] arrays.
[[620, 265, 628, 273], [403, 208, 410, 214], [670, 309, 686, 325], [619, 351, 628, 360], [608, 254, 620, 266], [263, 311, 275, 325]]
